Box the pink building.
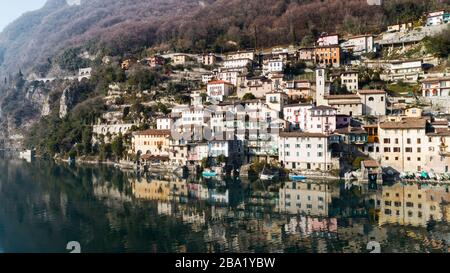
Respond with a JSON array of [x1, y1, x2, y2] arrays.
[[308, 105, 337, 134], [283, 103, 313, 131]]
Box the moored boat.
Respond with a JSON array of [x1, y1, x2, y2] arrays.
[[289, 174, 307, 181]]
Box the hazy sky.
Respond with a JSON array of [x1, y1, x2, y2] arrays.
[[0, 1, 47, 32]]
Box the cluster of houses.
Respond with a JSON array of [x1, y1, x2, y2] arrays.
[[95, 9, 450, 178], [128, 65, 450, 176]]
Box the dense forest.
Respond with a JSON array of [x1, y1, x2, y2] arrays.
[[0, 0, 448, 77]]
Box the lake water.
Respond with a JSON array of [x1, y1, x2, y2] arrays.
[[0, 159, 449, 253]]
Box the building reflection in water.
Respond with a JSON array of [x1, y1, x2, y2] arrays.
[[124, 173, 450, 252], [379, 183, 450, 227]]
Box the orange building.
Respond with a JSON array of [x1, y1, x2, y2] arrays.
[[363, 124, 379, 144], [314, 46, 341, 68]]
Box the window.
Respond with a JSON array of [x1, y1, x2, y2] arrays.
[[407, 138, 411, 144], [384, 138, 390, 144], [417, 148, 421, 153], [393, 147, 400, 153], [368, 97, 374, 101], [417, 138, 421, 144], [405, 148, 413, 153], [384, 147, 391, 152]]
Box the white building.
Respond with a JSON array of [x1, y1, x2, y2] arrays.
[[357, 90, 386, 116], [324, 94, 363, 116], [340, 70, 359, 92], [226, 51, 256, 61], [367, 0, 382, 6], [157, 117, 174, 130], [317, 34, 339, 46], [217, 70, 241, 87], [201, 73, 215, 84], [279, 132, 334, 171], [340, 35, 374, 55], [207, 81, 234, 102], [263, 59, 284, 74], [265, 91, 288, 112], [381, 59, 423, 83], [426, 11, 447, 26], [222, 58, 253, 70]]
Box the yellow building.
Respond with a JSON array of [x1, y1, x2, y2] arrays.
[[132, 129, 171, 157], [131, 178, 188, 201], [379, 183, 450, 227]]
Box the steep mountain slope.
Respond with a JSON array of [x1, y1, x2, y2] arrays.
[[0, 0, 207, 76], [0, 0, 447, 77]]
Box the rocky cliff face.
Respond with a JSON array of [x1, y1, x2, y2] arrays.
[[0, 80, 70, 147], [25, 85, 52, 117]]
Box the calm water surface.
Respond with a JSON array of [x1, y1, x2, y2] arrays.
[[0, 159, 449, 253]]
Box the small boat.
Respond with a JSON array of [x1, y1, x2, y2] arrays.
[[443, 173, 450, 180], [415, 172, 423, 180], [435, 173, 442, 181], [429, 172, 437, 180], [260, 165, 275, 181], [260, 173, 275, 180], [202, 169, 217, 178], [289, 174, 307, 181]]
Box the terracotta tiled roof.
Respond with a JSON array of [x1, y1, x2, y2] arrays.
[[379, 118, 427, 129], [421, 77, 450, 83], [325, 94, 361, 100], [134, 129, 171, 136], [358, 89, 386, 95], [334, 127, 367, 134], [310, 105, 336, 111], [431, 120, 449, 126], [208, 80, 233, 85], [280, 132, 327, 138], [363, 160, 380, 168]]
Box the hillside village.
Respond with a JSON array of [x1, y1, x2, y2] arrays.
[[10, 7, 450, 181]]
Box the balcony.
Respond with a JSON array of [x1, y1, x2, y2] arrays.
[[440, 144, 450, 156]]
